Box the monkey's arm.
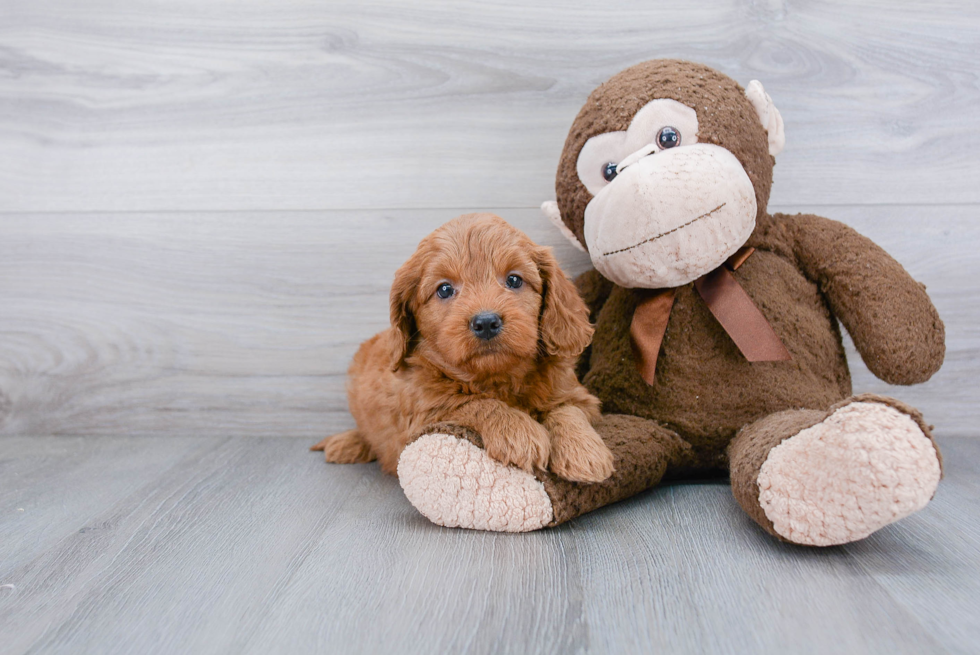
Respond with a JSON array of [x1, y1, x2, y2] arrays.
[[575, 269, 614, 316], [781, 212, 945, 385], [574, 269, 614, 379]]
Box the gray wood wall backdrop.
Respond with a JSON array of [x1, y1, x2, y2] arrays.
[[1, 0, 978, 438]]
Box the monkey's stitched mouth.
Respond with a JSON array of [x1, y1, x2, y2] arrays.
[[601, 203, 727, 257]]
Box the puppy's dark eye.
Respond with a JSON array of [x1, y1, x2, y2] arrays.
[[436, 282, 455, 299], [657, 126, 680, 149], [602, 162, 618, 182], [506, 274, 524, 289]]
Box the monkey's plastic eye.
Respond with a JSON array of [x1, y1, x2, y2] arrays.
[[657, 126, 680, 149], [436, 282, 455, 299], [602, 162, 618, 182], [506, 274, 524, 289]]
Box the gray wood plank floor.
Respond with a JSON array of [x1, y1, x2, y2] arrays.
[[0, 436, 977, 655]]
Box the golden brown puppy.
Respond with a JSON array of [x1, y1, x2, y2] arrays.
[[311, 213, 614, 483]]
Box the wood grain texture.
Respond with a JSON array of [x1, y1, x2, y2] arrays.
[[842, 452, 980, 653], [1, 435, 977, 654], [0, 436, 214, 574], [0, 0, 979, 212], [1, 205, 976, 438]]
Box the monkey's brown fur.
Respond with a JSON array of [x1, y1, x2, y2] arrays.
[[557, 60, 776, 245], [548, 60, 946, 530], [313, 213, 613, 483]]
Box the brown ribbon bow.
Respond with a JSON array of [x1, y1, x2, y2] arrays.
[[630, 247, 791, 385]]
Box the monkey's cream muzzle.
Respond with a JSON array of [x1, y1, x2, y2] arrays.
[[583, 144, 757, 289]]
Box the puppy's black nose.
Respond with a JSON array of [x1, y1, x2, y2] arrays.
[[470, 312, 503, 340]]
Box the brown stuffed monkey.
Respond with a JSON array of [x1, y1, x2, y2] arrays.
[[396, 60, 945, 546]]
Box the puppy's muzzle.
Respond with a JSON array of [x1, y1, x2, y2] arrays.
[[470, 312, 503, 341]]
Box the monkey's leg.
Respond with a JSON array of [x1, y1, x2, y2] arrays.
[[396, 414, 690, 532], [728, 393, 943, 546]]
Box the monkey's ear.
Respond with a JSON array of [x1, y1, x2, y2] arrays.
[[535, 245, 593, 358], [745, 80, 785, 157], [388, 256, 420, 370], [541, 201, 586, 252]]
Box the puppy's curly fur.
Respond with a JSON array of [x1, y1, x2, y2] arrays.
[[312, 213, 614, 483]]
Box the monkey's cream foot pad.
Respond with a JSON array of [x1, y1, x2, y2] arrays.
[[757, 402, 942, 546], [398, 433, 554, 532]]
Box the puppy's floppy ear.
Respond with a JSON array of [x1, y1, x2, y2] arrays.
[[535, 245, 593, 358], [388, 254, 421, 370]]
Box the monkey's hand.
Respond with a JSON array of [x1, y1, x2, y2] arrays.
[[784, 212, 945, 385]]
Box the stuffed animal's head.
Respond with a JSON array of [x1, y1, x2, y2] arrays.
[[543, 59, 785, 289]]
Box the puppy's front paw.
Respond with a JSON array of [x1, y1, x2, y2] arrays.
[[482, 418, 551, 474], [548, 420, 615, 484]]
